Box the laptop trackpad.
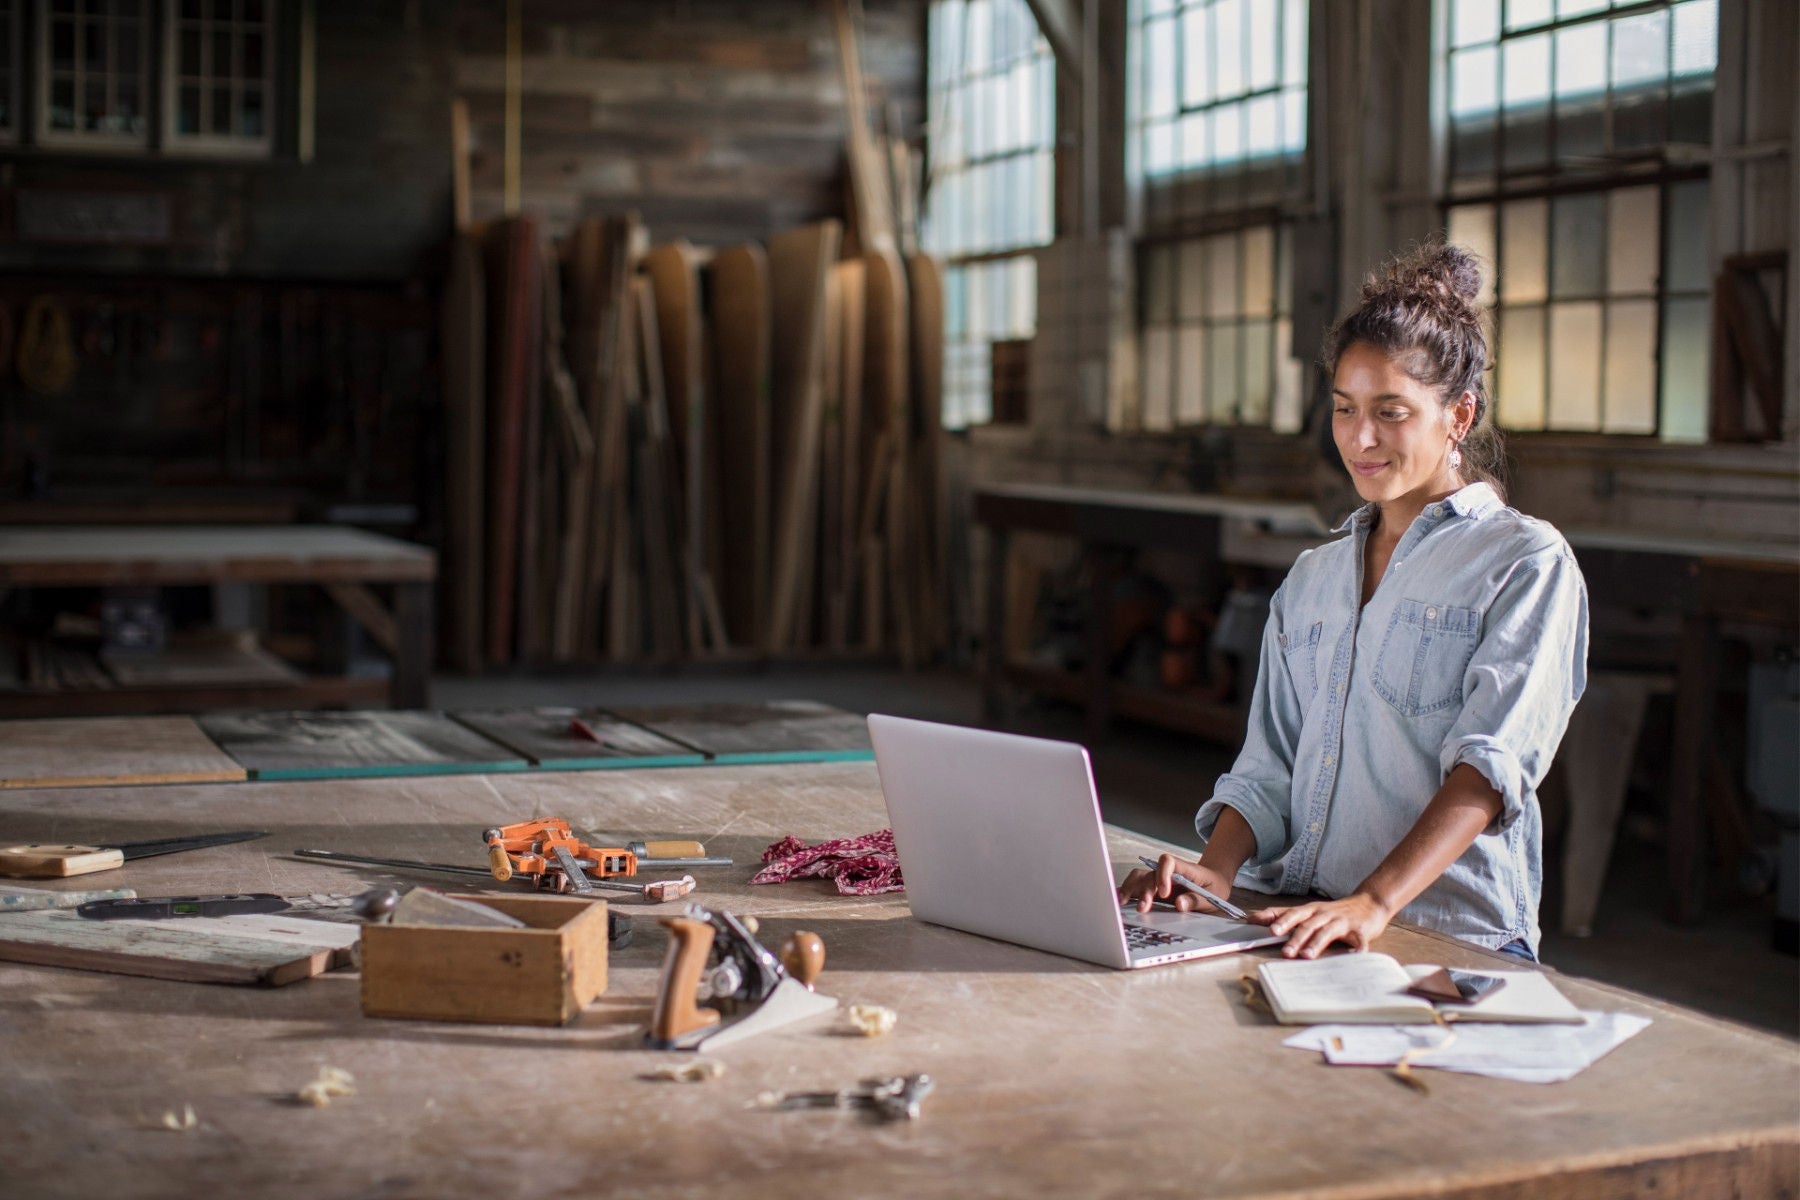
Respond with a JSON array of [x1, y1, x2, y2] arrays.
[[1126, 909, 1274, 948]]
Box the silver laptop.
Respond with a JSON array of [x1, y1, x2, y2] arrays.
[[868, 714, 1288, 969]]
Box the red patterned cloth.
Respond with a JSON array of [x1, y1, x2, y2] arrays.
[[750, 829, 904, 896]]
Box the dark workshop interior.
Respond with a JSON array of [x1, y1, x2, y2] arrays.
[[0, 1, 1796, 1195]]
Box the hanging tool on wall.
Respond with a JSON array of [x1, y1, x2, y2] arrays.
[[0, 831, 268, 879], [645, 903, 836, 1052]]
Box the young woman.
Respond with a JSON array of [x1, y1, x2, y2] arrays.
[[1119, 243, 1588, 961]]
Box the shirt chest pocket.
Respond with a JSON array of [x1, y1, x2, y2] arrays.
[[1279, 620, 1324, 714], [1373, 599, 1481, 718]]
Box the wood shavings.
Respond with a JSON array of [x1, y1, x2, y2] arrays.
[[159, 1105, 198, 1132], [645, 1059, 725, 1083], [1237, 974, 1270, 1014], [1391, 1031, 1455, 1096], [296, 1066, 356, 1107], [845, 1004, 897, 1036]]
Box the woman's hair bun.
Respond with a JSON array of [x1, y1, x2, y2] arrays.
[[1360, 242, 1484, 326]]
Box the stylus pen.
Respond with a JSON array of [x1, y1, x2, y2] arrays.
[[1136, 856, 1248, 921]]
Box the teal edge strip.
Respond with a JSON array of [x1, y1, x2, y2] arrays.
[[249, 761, 535, 782], [246, 750, 872, 781], [706, 750, 875, 766]]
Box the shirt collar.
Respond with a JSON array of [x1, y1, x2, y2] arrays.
[[1331, 482, 1499, 533]]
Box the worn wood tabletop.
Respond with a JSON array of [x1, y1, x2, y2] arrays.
[[0, 763, 1794, 1199]]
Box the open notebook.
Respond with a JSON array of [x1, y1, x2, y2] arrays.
[[1258, 952, 1584, 1025]]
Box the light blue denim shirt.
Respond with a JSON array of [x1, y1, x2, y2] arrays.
[[1195, 482, 1589, 954]]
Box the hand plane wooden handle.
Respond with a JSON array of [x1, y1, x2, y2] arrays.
[[780, 930, 826, 988], [647, 916, 721, 1048]]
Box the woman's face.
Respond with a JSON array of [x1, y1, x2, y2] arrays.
[[1331, 341, 1473, 511]]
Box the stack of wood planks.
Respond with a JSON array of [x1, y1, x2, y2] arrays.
[[439, 1, 942, 670], [439, 214, 946, 669]]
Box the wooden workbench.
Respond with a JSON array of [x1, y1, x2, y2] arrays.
[[0, 524, 436, 716], [0, 763, 1793, 1199]]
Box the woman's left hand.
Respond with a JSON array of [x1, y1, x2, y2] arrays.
[[1254, 892, 1392, 958]]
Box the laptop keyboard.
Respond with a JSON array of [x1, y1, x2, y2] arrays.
[[1124, 923, 1200, 951]]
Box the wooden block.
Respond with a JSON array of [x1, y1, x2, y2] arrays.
[[0, 716, 245, 790], [0, 909, 359, 987], [199, 711, 526, 780], [451, 708, 704, 768], [708, 244, 772, 649], [360, 894, 608, 1026]]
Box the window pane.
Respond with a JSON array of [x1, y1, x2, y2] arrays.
[[1208, 322, 1240, 423], [1248, 0, 1279, 91], [1178, 238, 1205, 320], [1501, 32, 1551, 109], [181, 26, 201, 75], [1241, 225, 1274, 316], [1147, 15, 1175, 118], [1500, 198, 1548, 304], [1453, 0, 1501, 48], [81, 19, 103, 69], [1241, 318, 1273, 424], [1550, 192, 1605, 299], [1447, 204, 1498, 307], [1607, 186, 1660, 294], [1143, 325, 1174, 431], [1556, 0, 1607, 15], [1283, 0, 1306, 82], [1179, 8, 1208, 108], [51, 17, 74, 68], [1611, 11, 1669, 91], [1246, 93, 1280, 156], [1658, 296, 1709, 442], [1211, 99, 1243, 162], [1214, 0, 1244, 98], [1603, 299, 1658, 433], [1671, 0, 1718, 76], [178, 82, 201, 133], [1497, 305, 1547, 429], [1505, 0, 1553, 32], [211, 28, 232, 76], [1176, 325, 1206, 425], [1272, 318, 1304, 433], [1451, 45, 1498, 117], [1204, 234, 1239, 320], [211, 83, 233, 134], [1664, 179, 1710, 292], [1546, 301, 1602, 429], [1554, 23, 1606, 99], [1144, 245, 1173, 324], [241, 85, 264, 137]]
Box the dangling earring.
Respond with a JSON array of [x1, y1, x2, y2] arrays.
[[1448, 442, 1463, 472]]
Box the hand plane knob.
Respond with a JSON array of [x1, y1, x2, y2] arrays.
[[779, 930, 826, 989]]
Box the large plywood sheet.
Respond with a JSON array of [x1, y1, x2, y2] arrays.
[[0, 716, 245, 789]]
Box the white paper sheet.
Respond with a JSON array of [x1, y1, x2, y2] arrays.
[[1281, 1011, 1653, 1083]]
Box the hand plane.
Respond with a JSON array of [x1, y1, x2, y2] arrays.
[[645, 903, 836, 1052]]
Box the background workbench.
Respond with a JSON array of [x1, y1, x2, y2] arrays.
[[0, 762, 1793, 1199]]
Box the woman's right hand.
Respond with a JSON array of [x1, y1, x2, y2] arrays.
[[1117, 853, 1237, 915]]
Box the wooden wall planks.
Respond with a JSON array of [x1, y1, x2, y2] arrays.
[[453, 0, 926, 250]]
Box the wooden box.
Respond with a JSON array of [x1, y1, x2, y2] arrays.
[[360, 894, 608, 1026]]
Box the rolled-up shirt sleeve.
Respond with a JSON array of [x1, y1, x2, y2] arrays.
[[1440, 546, 1589, 832], [1196, 583, 1303, 865]]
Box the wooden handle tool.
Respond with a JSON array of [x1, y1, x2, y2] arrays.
[[648, 916, 722, 1046]]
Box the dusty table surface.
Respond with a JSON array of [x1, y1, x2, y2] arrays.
[[0, 762, 1794, 1200]]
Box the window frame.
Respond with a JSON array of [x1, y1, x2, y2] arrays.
[[34, 0, 151, 152], [160, 0, 277, 158]]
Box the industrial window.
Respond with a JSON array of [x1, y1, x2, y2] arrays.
[[36, 0, 149, 148], [163, 0, 276, 155], [921, 0, 1056, 429], [1138, 224, 1305, 431], [1442, 0, 1719, 441], [1134, 0, 1308, 177], [1126, 0, 1310, 434]]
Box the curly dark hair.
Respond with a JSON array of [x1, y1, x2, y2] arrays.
[[1322, 242, 1506, 501]]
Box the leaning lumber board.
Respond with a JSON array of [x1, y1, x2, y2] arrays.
[[483, 216, 543, 667], [633, 275, 688, 660], [833, 258, 867, 650], [807, 264, 845, 650], [0, 909, 360, 987], [442, 231, 486, 672], [862, 248, 912, 661], [543, 238, 595, 661], [765, 220, 842, 653], [0, 716, 244, 789], [828, 0, 895, 256], [907, 252, 946, 657], [707, 244, 772, 649]]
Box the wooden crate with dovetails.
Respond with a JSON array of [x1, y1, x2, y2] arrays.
[[359, 894, 608, 1026]]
